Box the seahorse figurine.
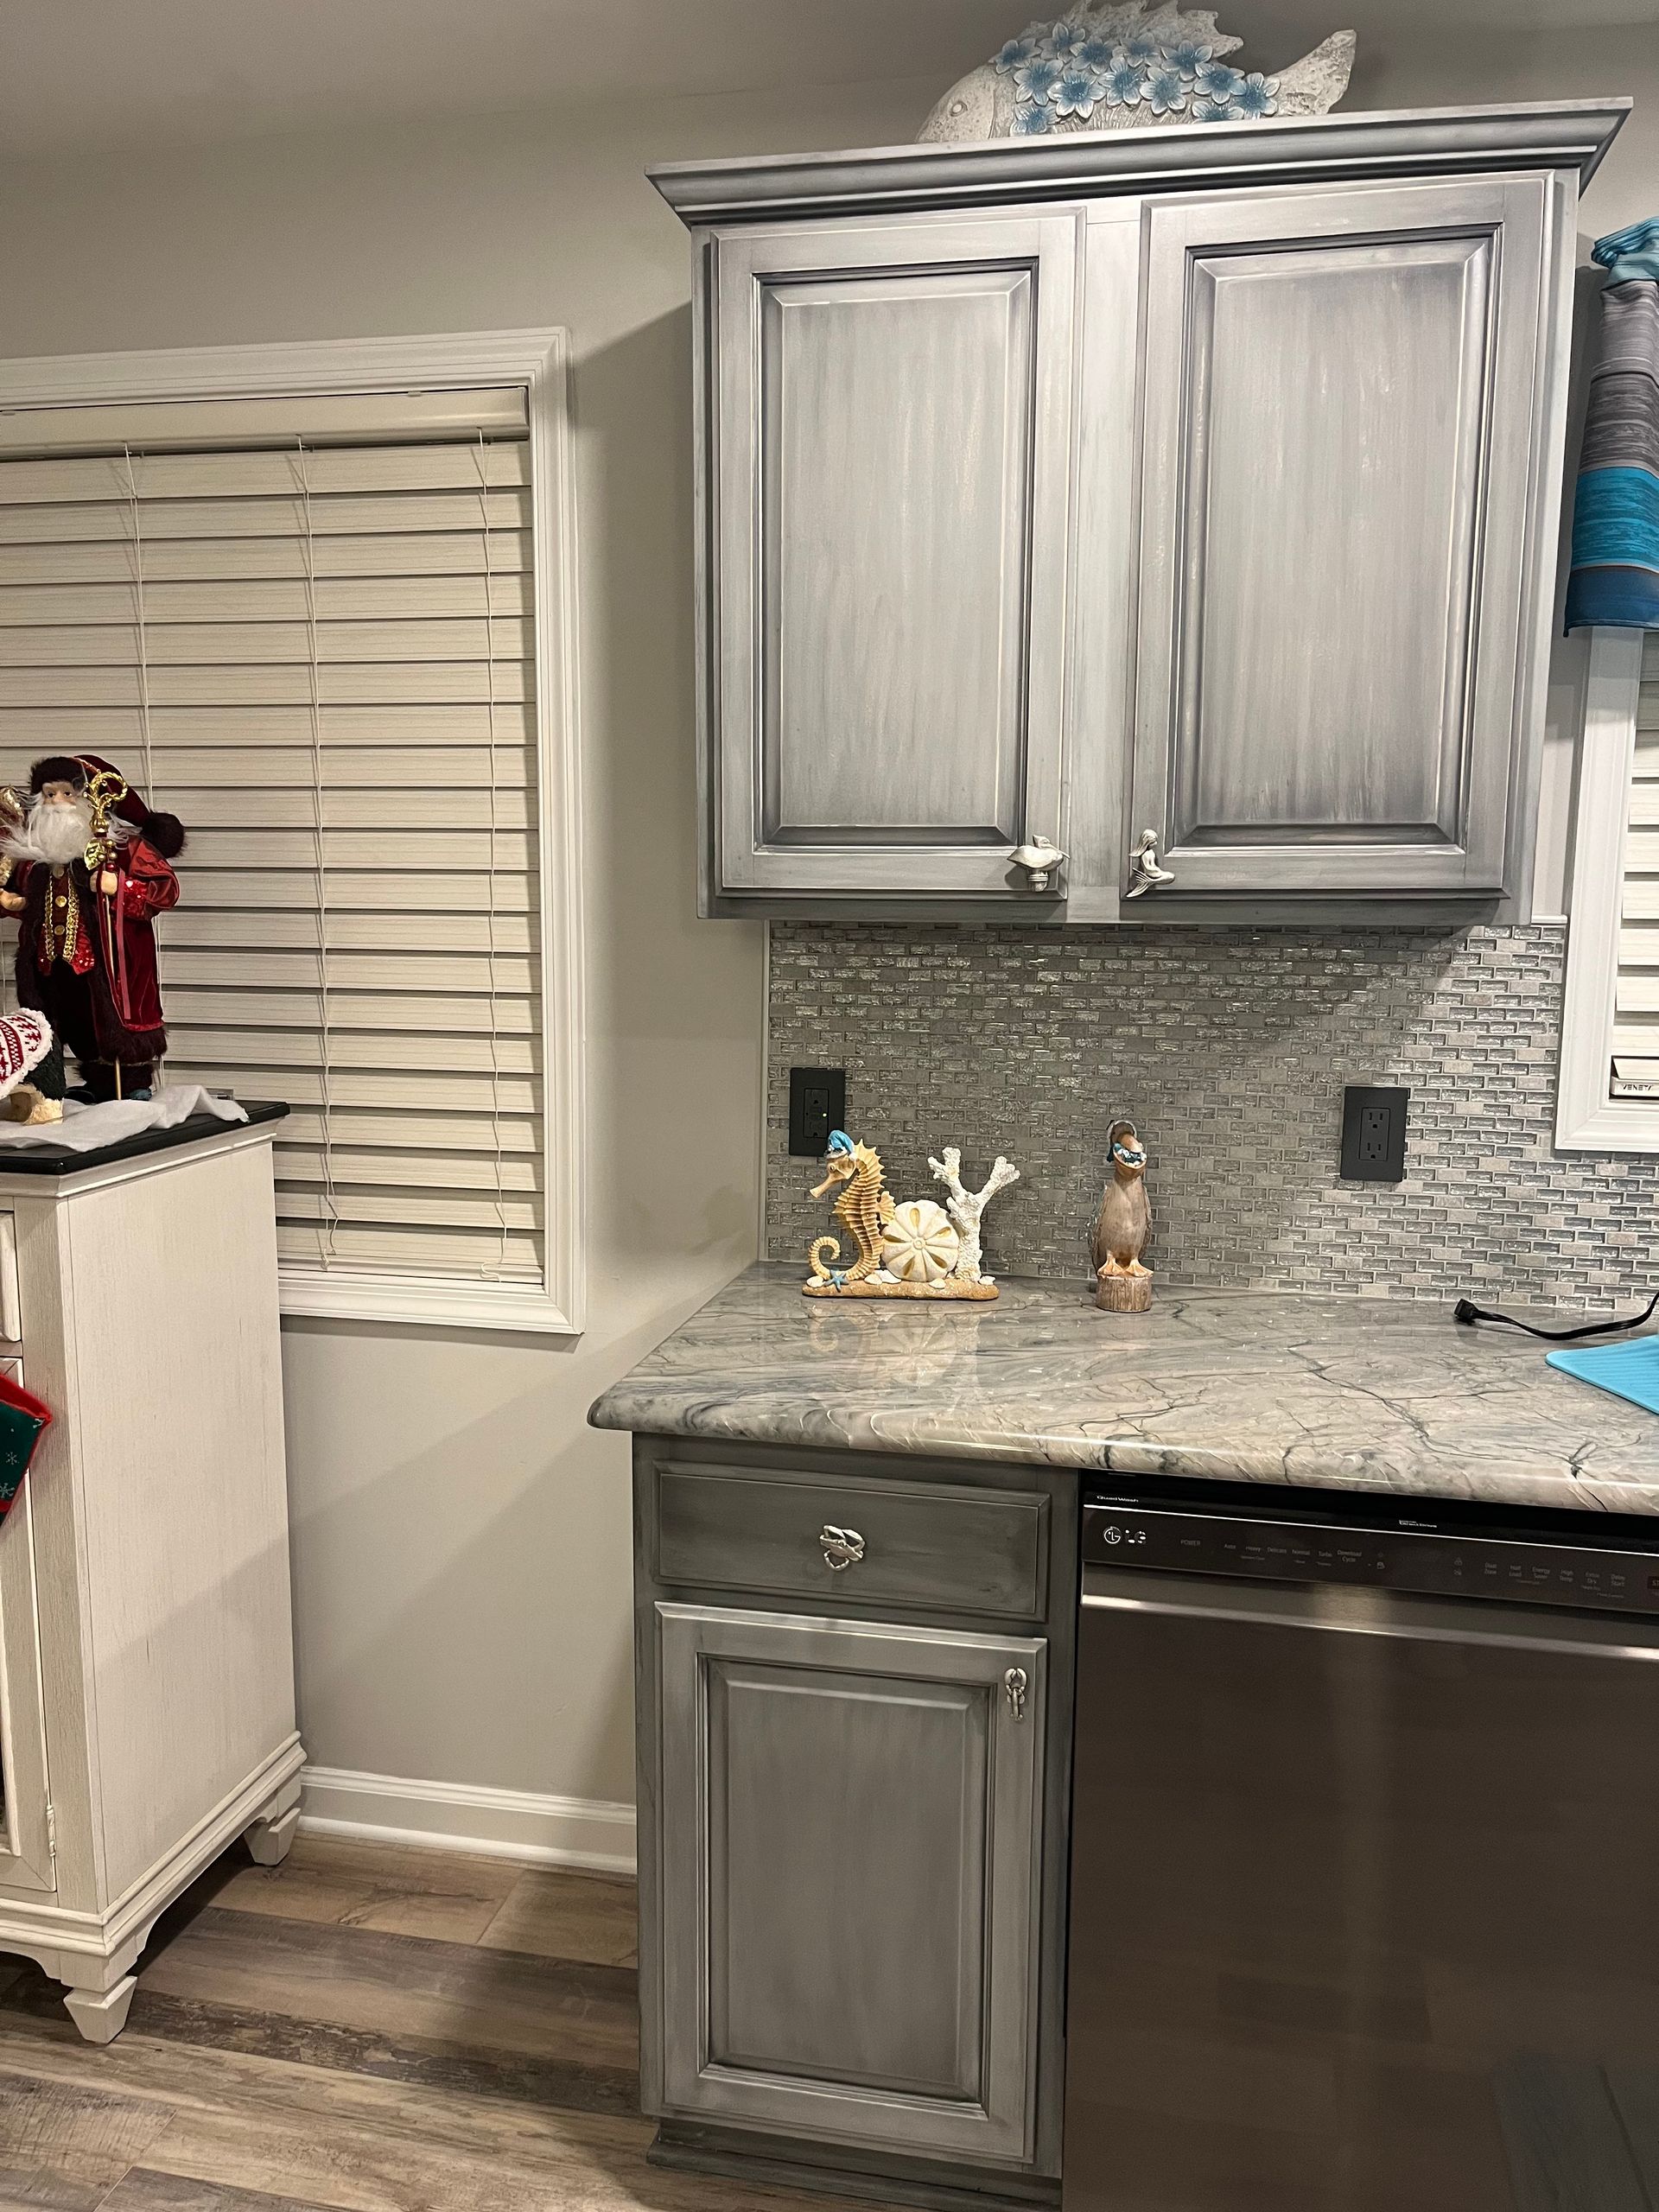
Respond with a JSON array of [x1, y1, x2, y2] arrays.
[[807, 1130, 893, 1287]]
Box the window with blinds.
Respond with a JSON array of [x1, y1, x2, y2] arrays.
[[0, 338, 582, 1331], [1611, 630, 1659, 1098]]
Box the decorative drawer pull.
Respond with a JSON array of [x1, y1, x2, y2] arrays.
[[1004, 1666, 1029, 1722], [819, 1524, 865, 1572]]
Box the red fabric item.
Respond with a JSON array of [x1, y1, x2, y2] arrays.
[[0, 1010, 52, 1096], [0, 1370, 52, 1520], [12, 837, 180, 1058]]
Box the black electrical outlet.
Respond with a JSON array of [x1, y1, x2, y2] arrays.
[[788, 1066, 846, 1157], [1339, 1085, 1408, 1184]]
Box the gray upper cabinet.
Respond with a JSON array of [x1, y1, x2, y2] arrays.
[[1126, 177, 1548, 901], [655, 1599, 1045, 2162], [705, 213, 1077, 901], [655, 101, 1626, 917]]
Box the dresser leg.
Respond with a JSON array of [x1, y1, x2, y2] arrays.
[[62, 1974, 136, 2045], [245, 1802, 300, 1866]]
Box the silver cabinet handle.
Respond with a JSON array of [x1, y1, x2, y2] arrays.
[[1009, 836, 1065, 893], [1125, 828, 1175, 899], [1004, 1666, 1028, 1722], [819, 1524, 865, 1572]]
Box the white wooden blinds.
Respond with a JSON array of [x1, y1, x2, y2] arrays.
[[0, 395, 551, 1297], [1611, 630, 1659, 1097]]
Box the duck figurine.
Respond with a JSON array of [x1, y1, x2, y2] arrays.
[[1092, 1119, 1153, 1313]]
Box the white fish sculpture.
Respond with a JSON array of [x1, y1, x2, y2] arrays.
[[918, 4, 1355, 143]]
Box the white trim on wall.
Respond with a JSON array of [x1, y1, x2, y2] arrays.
[[0, 331, 588, 1333], [1558, 625, 1654, 1151], [298, 1764, 637, 1874]]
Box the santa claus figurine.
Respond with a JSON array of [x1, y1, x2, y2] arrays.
[[0, 756, 185, 1103]]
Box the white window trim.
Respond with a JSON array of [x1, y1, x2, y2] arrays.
[[1558, 624, 1652, 1152], [0, 332, 587, 1333]]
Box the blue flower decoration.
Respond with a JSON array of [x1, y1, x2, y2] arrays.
[[1011, 97, 1056, 134], [1235, 70, 1280, 117], [1122, 30, 1159, 60], [1194, 58, 1245, 100], [1014, 54, 1064, 102], [993, 34, 1039, 73], [1192, 95, 1242, 122], [1102, 58, 1147, 106], [1144, 66, 1188, 116], [1049, 18, 1088, 55], [1164, 37, 1214, 77], [1052, 67, 1102, 118], [1073, 34, 1116, 67]]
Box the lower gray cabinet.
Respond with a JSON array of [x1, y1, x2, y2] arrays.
[[632, 1435, 1077, 2205], [656, 1601, 1046, 2163]]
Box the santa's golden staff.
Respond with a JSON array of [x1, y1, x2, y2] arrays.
[[80, 770, 130, 1100]]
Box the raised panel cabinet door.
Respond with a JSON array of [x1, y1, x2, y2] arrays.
[[1128, 177, 1548, 898], [657, 1602, 1045, 2163], [711, 213, 1077, 897]]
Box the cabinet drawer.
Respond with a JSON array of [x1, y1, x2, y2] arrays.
[[652, 1461, 1049, 1619]]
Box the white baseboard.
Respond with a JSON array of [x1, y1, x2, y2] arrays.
[[298, 1765, 636, 1875]]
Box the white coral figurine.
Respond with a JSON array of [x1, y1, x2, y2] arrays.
[[928, 1147, 1021, 1284]]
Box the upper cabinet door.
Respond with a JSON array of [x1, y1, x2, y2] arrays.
[[709, 213, 1077, 899], [1128, 178, 1548, 900]]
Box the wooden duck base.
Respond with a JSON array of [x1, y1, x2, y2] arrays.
[[1096, 1271, 1153, 1313], [804, 1277, 1000, 1301]]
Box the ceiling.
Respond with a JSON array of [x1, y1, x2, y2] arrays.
[[2, 0, 1654, 156]]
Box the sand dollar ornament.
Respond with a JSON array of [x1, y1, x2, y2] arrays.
[[880, 1198, 962, 1285]]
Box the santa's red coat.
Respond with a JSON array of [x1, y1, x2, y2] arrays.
[[10, 841, 180, 1060]]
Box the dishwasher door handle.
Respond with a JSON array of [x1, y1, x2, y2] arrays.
[[1083, 1564, 1659, 1663]]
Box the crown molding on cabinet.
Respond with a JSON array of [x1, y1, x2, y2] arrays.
[[649, 97, 1629, 226]]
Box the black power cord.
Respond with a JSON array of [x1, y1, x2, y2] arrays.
[[1452, 1289, 1659, 1343]]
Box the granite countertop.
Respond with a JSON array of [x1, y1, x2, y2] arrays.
[[588, 1263, 1659, 1517]]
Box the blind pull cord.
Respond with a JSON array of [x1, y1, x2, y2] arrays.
[[476, 430, 511, 1281], [296, 435, 340, 1265], [120, 445, 160, 1096]]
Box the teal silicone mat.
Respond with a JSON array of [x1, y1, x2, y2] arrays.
[[1546, 1337, 1659, 1414]]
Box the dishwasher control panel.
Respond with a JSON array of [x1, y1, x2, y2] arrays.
[[1083, 1502, 1659, 1618]]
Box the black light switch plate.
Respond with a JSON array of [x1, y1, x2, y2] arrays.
[[788, 1066, 846, 1157], [1339, 1085, 1408, 1183]]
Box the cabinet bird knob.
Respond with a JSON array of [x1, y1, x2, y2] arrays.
[[1010, 837, 1065, 892]]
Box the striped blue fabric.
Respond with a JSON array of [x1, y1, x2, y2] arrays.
[[1566, 218, 1659, 632]]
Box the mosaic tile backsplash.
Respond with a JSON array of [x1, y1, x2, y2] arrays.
[[765, 923, 1659, 1308]]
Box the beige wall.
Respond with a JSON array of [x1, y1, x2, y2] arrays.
[[0, 77, 941, 1811], [2, 25, 1653, 1815]]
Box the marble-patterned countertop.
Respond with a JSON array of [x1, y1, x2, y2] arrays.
[[588, 1264, 1659, 1516]]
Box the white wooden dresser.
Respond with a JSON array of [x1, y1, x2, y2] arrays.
[[0, 1103, 301, 2041]]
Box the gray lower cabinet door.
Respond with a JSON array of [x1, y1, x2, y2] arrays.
[[709, 211, 1076, 899], [1128, 176, 1548, 899], [656, 1602, 1046, 2163]]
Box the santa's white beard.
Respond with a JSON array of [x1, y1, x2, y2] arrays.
[[5, 794, 92, 868]]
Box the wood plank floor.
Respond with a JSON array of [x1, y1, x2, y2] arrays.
[[0, 1835, 886, 2211]]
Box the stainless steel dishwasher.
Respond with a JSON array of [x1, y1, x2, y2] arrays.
[[1065, 1486, 1659, 2211]]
